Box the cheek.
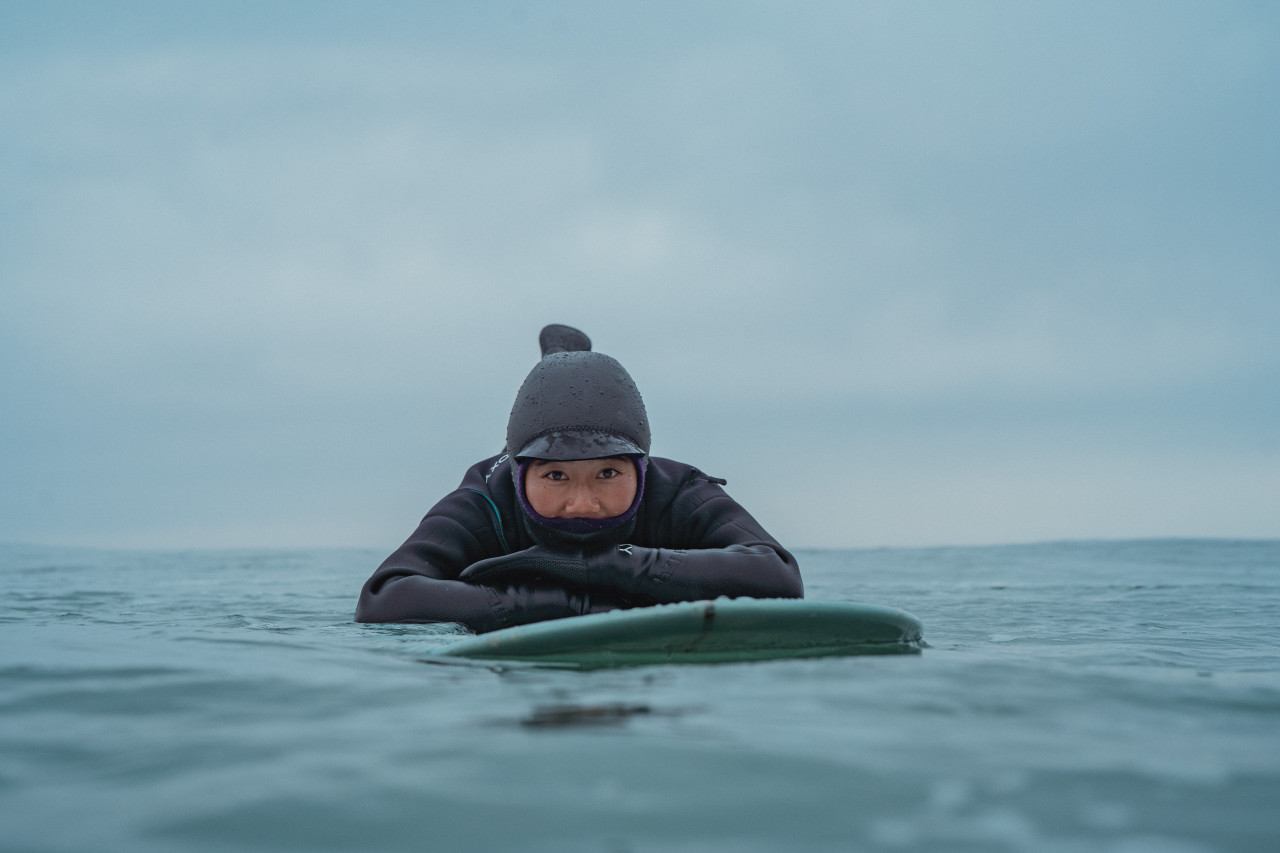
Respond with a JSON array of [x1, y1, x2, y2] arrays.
[[524, 478, 559, 516], [600, 477, 638, 515]]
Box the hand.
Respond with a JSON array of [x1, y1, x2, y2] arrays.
[[460, 546, 590, 588]]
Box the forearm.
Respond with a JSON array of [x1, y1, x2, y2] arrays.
[[598, 543, 803, 603], [355, 572, 595, 633]]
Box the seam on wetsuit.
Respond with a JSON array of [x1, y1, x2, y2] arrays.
[[654, 546, 688, 587], [466, 489, 512, 554], [480, 584, 514, 629]]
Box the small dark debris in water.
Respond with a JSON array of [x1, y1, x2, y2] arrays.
[[521, 703, 651, 729]]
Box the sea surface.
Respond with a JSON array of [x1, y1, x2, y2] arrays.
[[2, 539, 1278, 852]]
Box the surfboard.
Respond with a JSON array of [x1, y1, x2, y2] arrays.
[[436, 598, 923, 667]]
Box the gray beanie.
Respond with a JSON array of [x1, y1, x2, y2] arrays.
[[505, 351, 650, 460]]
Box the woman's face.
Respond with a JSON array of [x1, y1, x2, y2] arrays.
[[524, 457, 638, 519]]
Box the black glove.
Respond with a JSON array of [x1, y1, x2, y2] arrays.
[[356, 571, 597, 632], [490, 581, 597, 628], [460, 546, 591, 588], [460, 544, 669, 600]]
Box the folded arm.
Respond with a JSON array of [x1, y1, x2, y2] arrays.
[[354, 497, 608, 631], [355, 570, 600, 632], [461, 540, 801, 605]]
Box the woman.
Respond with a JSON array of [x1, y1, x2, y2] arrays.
[[355, 325, 802, 632]]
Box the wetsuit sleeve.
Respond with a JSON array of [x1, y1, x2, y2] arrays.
[[611, 472, 803, 602], [355, 573, 596, 633], [355, 492, 599, 631], [586, 540, 801, 604]]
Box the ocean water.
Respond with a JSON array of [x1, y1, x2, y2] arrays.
[[2, 540, 1278, 853]]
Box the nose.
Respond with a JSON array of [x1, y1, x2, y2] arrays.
[[562, 483, 601, 517]]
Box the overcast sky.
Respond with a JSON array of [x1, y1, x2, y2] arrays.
[[2, 1, 1277, 550]]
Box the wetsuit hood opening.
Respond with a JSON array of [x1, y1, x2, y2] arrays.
[[515, 455, 647, 539], [505, 350, 651, 548]]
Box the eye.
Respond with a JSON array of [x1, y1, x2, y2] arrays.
[[542, 469, 569, 481], [598, 467, 621, 479]]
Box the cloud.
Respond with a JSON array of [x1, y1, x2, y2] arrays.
[[1, 2, 1277, 547]]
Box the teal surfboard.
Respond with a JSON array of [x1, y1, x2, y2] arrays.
[[437, 599, 923, 667]]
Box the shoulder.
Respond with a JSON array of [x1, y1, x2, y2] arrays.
[[390, 454, 517, 543], [379, 454, 518, 574], [645, 456, 727, 495], [448, 453, 521, 547], [637, 456, 785, 550], [457, 453, 515, 490], [640, 456, 734, 521], [412, 454, 511, 520]]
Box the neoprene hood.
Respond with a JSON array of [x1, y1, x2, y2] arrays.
[[506, 351, 650, 461]]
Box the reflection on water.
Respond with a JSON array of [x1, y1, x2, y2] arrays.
[[521, 703, 654, 729]]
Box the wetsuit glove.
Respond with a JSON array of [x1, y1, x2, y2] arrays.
[[488, 581, 604, 629], [460, 546, 591, 589], [585, 543, 802, 604], [354, 571, 600, 633], [461, 544, 667, 599]]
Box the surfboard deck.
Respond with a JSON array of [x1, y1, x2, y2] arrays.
[[436, 599, 924, 667]]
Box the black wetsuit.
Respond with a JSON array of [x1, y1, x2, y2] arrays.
[[355, 454, 803, 633]]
